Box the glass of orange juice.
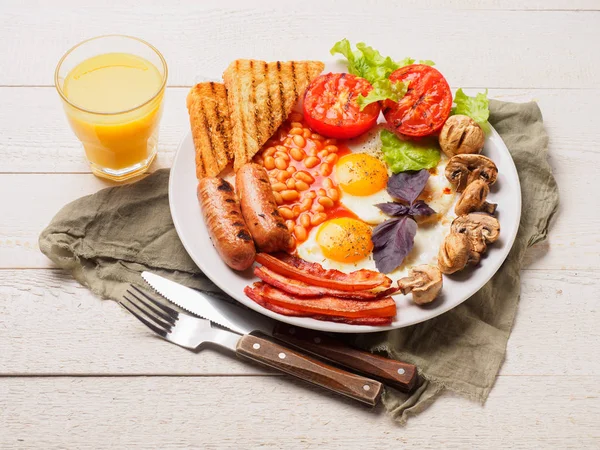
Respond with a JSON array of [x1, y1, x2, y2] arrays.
[[55, 35, 167, 181]]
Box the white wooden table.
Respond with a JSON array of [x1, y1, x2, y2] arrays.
[[1, 1, 599, 448]]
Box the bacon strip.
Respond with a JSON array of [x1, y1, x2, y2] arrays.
[[244, 282, 397, 319], [249, 293, 307, 317], [255, 252, 392, 292], [254, 266, 398, 300], [247, 288, 393, 325]]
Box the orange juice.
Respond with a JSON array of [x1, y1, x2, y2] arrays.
[[56, 38, 167, 181]]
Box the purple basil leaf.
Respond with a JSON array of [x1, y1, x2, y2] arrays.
[[375, 202, 410, 217], [372, 216, 417, 273], [386, 170, 430, 204], [408, 200, 436, 217], [371, 218, 400, 248]]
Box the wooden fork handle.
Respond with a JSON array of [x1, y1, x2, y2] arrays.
[[236, 333, 382, 406], [273, 324, 418, 393]]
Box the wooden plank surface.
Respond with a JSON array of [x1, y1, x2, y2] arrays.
[[0, 269, 598, 376], [1, 4, 599, 88], [1, 1, 599, 448], [1, 376, 598, 449]]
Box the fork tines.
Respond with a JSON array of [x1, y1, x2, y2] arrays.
[[121, 285, 179, 337]]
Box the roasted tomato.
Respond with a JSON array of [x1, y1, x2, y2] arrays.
[[382, 64, 452, 137], [303, 73, 380, 139]]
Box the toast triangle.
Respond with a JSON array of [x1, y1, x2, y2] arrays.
[[223, 59, 324, 170]]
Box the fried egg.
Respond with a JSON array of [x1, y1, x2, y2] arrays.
[[296, 139, 457, 281], [335, 153, 393, 225], [297, 217, 376, 272]]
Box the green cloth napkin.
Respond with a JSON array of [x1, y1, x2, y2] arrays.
[[39, 100, 559, 423]]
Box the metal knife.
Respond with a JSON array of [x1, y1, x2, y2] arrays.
[[142, 271, 418, 393]]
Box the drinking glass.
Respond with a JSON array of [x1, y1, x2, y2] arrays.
[[55, 35, 168, 181]]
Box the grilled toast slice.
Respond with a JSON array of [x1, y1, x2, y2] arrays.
[[223, 59, 324, 170], [186, 82, 233, 179]]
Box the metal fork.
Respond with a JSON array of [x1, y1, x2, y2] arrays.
[[121, 285, 240, 351], [120, 285, 383, 405]]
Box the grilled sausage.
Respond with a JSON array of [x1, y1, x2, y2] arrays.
[[236, 163, 293, 252], [197, 177, 256, 271]]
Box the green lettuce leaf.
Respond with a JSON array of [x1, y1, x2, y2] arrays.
[[452, 88, 490, 125], [330, 39, 415, 85], [398, 57, 416, 67], [356, 79, 410, 110], [380, 129, 440, 173], [419, 59, 435, 66]]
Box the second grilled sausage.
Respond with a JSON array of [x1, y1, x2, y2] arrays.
[[198, 177, 256, 271], [236, 163, 293, 252]]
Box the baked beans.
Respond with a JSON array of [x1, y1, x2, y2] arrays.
[[264, 156, 275, 170], [281, 190, 299, 201], [290, 148, 305, 161], [253, 114, 350, 248], [293, 135, 306, 147], [304, 156, 320, 169], [285, 178, 296, 190]]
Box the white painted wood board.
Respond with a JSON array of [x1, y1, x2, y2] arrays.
[[1, 1, 599, 447], [1, 4, 599, 88], [1, 376, 598, 449]]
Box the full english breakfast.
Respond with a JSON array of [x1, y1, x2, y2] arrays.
[[186, 39, 502, 325]]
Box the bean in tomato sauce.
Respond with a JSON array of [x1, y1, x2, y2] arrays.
[[253, 113, 355, 246]]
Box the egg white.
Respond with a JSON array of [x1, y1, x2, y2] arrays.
[[417, 154, 456, 219], [338, 189, 393, 225]]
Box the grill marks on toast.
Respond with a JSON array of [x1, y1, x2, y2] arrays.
[[186, 82, 233, 178], [223, 59, 325, 170], [290, 61, 298, 106], [262, 61, 275, 146], [276, 61, 286, 121], [211, 82, 233, 161]]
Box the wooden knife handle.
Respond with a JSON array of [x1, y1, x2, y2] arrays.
[[273, 324, 418, 393], [236, 333, 382, 406]]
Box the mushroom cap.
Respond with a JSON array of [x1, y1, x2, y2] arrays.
[[397, 264, 443, 305], [454, 179, 496, 216], [438, 115, 485, 158], [451, 213, 501, 262], [445, 154, 498, 192], [438, 233, 470, 274]]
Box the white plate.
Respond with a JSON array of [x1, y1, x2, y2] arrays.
[[169, 64, 522, 334]]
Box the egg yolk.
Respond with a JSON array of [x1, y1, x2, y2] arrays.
[[335, 153, 389, 196], [316, 218, 374, 263]]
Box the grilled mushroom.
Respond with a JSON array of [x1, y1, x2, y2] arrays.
[[445, 154, 498, 192], [397, 265, 443, 305], [438, 115, 485, 157], [451, 213, 501, 263], [454, 179, 497, 216], [438, 233, 470, 274]]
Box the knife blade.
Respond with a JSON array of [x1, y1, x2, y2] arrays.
[[142, 271, 417, 392]]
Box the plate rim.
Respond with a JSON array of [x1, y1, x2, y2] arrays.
[[169, 124, 521, 334]]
